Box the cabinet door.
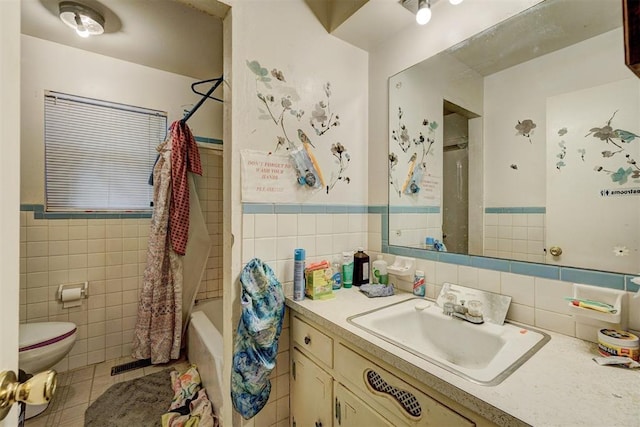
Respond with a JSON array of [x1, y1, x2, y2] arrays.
[[291, 348, 333, 427], [335, 382, 394, 427]]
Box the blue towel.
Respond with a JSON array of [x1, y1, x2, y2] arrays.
[[231, 258, 285, 419]]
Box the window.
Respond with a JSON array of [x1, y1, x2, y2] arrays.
[[44, 91, 167, 211]]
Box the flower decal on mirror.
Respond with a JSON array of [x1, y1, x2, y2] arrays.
[[515, 119, 537, 143], [389, 107, 438, 197], [588, 111, 640, 185], [613, 246, 629, 257]]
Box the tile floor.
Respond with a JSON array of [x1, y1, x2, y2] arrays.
[[24, 356, 190, 427]]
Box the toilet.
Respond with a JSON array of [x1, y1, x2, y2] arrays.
[[19, 322, 77, 418]]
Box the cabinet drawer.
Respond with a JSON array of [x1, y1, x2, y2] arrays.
[[292, 316, 333, 368], [335, 344, 474, 427]]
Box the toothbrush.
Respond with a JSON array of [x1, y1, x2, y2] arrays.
[[564, 297, 617, 313]]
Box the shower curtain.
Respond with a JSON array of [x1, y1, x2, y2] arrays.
[[132, 121, 211, 364]]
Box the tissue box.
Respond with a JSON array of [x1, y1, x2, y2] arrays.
[[305, 268, 334, 300]]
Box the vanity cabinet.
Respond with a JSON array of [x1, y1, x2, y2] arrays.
[[291, 348, 333, 427], [290, 314, 492, 427]]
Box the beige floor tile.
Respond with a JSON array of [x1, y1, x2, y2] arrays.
[[60, 417, 85, 427], [24, 413, 51, 427], [71, 365, 95, 383], [63, 379, 92, 409], [58, 402, 88, 425], [90, 375, 116, 400], [92, 360, 114, 377]]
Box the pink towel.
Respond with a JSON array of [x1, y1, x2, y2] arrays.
[[169, 121, 202, 256]]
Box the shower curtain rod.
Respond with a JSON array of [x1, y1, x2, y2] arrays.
[[181, 75, 224, 124]]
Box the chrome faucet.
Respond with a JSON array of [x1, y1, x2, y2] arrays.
[[443, 299, 484, 324]]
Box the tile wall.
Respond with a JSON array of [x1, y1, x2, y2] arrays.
[[19, 146, 223, 372], [483, 212, 546, 263], [388, 212, 442, 248], [240, 206, 373, 427]]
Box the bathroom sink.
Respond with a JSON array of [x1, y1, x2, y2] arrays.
[[347, 298, 550, 385]]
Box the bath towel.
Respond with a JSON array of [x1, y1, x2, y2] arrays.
[[231, 259, 285, 419]]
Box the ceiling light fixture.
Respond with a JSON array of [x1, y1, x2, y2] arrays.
[[59, 1, 105, 38], [416, 0, 432, 25], [449, 0, 464, 5]]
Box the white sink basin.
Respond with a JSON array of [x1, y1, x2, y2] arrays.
[[348, 298, 550, 385]]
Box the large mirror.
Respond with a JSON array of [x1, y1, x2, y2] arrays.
[[388, 0, 640, 275]]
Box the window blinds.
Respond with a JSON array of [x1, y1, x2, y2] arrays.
[[44, 91, 167, 211]]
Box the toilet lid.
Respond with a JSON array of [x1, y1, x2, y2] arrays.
[[19, 322, 77, 352]]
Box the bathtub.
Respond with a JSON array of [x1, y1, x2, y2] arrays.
[[187, 297, 224, 418]]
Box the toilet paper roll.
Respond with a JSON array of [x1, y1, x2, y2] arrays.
[[61, 288, 82, 308]]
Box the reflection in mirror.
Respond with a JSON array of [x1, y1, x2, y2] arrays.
[[388, 0, 640, 275]]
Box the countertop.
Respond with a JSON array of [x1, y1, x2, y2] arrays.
[[285, 287, 640, 427]]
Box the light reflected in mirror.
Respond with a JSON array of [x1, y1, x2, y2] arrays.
[[388, 0, 640, 275]]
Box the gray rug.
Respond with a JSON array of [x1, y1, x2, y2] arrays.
[[85, 369, 174, 427]]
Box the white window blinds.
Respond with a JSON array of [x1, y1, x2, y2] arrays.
[[44, 91, 167, 211]]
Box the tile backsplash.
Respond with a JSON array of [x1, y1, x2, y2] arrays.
[[19, 147, 222, 372]]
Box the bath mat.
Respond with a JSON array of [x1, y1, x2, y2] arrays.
[[84, 369, 173, 427]]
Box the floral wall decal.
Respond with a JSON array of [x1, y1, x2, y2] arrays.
[[587, 110, 640, 185], [246, 59, 350, 194], [389, 107, 437, 196], [515, 119, 537, 143]]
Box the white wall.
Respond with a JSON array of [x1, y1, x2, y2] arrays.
[[227, 1, 369, 425], [20, 35, 222, 204], [368, 0, 542, 206]]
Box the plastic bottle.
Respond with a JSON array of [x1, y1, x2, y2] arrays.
[[293, 248, 305, 301], [413, 270, 426, 297], [331, 256, 343, 290], [342, 252, 354, 288], [425, 237, 435, 251], [353, 247, 370, 286], [371, 255, 388, 285]]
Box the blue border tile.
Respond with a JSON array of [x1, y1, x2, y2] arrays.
[[470, 256, 510, 272], [242, 203, 275, 214], [560, 268, 624, 290], [368, 205, 387, 214], [195, 136, 223, 145], [510, 261, 559, 280], [389, 206, 440, 214], [274, 204, 301, 214], [326, 205, 348, 214], [438, 252, 470, 266], [625, 276, 640, 293], [348, 205, 368, 214], [301, 204, 326, 213]]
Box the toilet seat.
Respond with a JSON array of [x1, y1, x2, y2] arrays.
[[19, 322, 77, 351]]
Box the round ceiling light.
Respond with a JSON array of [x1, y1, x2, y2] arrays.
[[59, 1, 105, 38]]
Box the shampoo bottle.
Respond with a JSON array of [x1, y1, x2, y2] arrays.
[[372, 255, 388, 285], [353, 247, 370, 286], [293, 249, 305, 301], [331, 255, 343, 290], [342, 252, 354, 288]]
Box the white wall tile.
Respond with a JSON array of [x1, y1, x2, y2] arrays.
[[477, 269, 501, 294], [254, 214, 276, 238], [501, 272, 535, 306], [277, 214, 298, 237], [535, 309, 575, 336], [535, 278, 572, 314], [297, 214, 316, 236], [434, 262, 458, 286], [315, 214, 333, 235], [506, 302, 535, 325]]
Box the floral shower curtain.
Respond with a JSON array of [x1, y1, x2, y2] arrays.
[[132, 121, 202, 364]]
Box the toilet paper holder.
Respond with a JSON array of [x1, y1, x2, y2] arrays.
[[58, 282, 89, 307]]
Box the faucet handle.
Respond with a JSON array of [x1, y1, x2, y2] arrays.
[[467, 300, 483, 317]]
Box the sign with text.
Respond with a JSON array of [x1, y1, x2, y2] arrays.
[[600, 187, 640, 197], [241, 149, 299, 202]]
